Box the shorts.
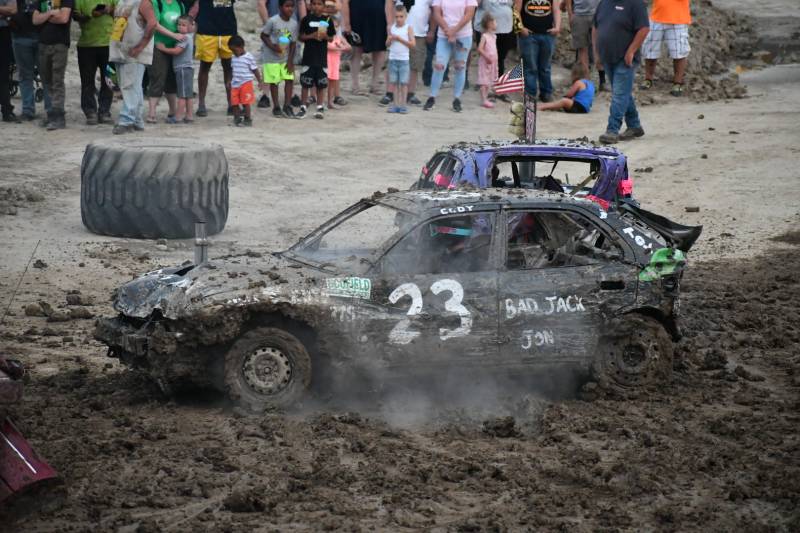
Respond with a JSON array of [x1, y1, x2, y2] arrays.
[[299, 65, 328, 89], [387, 59, 410, 85], [147, 48, 176, 97], [410, 36, 427, 72], [195, 34, 233, 63], [175, 66, 194, 98], [327, 50, 341, 81], [263, 63, 294, 85], [231, 80, 255, 105], [564, 100, 588, 114], [570, 14, 593, 49], [642, 22, 691, 60]]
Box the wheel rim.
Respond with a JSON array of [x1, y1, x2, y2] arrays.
[[242, 346, 293, 396], [606, 332, 660, 385]]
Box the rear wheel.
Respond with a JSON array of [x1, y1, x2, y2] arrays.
[[223, 327, 312, 412], [591, 314, 673, 393]]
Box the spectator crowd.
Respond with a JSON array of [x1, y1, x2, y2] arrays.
[[0, 0, 692, 143]]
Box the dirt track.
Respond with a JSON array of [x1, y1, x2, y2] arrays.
[[1, 234, 798, 531]]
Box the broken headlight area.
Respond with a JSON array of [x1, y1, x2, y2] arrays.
[[639, 248, 687, 283], [94, 312, 182, 367]]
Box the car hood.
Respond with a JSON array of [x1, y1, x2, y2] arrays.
[[113, 255, 328, 319]]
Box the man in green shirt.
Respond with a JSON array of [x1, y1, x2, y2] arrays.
[[73, 0, 116, 124]]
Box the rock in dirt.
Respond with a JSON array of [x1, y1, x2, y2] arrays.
[[33, 259, 48, 269], [69, 307, 94, 320], [47, 312, 71, 323], [24, 303, 47, 317], [685, 206, 701, 213], [482, 416, 520, 438], [734, 365, 766, 382], [223, 489, 267, 513], [66, 293, 93, 306]]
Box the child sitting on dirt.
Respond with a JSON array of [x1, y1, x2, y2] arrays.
[[326, 7, 351, 109], [537, 64, 595, 114], [298, 0, 335, 119], [477, 13, 498, 109], [261, 0, 300, 118], [155, 15, 196, 123], [228, 35, 265, 127]]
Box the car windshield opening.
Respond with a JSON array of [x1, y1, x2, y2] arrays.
[[491, 157, 598, 191], [288, 202, 414, 273]]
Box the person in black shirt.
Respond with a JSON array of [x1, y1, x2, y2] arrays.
[[298, 0, 333, 119], [592, 0, 648, 144], [0, 0, 19, 121], [513, 0, 561, 102], [188, 0, 237, 116], [9, 0, 49, 120], [33, 0, 74, 130]]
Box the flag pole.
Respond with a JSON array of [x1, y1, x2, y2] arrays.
[[521, 56, 537, 143]]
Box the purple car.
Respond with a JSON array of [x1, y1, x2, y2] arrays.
[[414, 139, 635, 210]]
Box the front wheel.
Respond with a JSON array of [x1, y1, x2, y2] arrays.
[[591, 314, 673, 393], [224, 327, 312, 412]]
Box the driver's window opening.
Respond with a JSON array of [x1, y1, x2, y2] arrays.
[[383, 213, 496, 275], [490, 158, 598, 191], [506, 211, 621, 270]]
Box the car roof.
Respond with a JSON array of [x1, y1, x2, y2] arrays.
[[374, 188, 604, 215], [438, 138, 623, 159]]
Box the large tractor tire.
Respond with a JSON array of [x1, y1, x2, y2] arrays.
[[80, 139, 228, 239]]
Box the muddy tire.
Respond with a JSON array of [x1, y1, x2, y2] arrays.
[[80, 139, 228, 239], [591, 314, 673, 393], [224, 327, 312, 412]]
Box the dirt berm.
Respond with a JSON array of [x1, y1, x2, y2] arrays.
[[3, 232, 799, 531]]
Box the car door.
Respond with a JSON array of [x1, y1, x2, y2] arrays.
[[497, 206, 638, 365], [357, 209, 501, 370]]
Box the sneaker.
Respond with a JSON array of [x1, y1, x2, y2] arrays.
[[296, 104, 307, 119], [243, 117, 253, 127], [423, 96, 435, 111], [397, 106, 408, 114], [196, 105, 208, 117], [132, 123, 145, 131], [640, 79, 653, 90], [273, 107, 284, 118], [407, 94, 422, 106], [234, 116, 244, 127], [258, 94, 270, 108], [670, 83, 684, 97], [539, 94, 553, 103], [333, 96, 348, 106], [21, 113, 36, 121], [599, 131, 619, 144], [46, 116, 66, 130], [283, 105, 296, 119], [85, 114, 98, 125], [291, 94, 302, 107], [387, 105, 399, 113], [378, 93, 393, 107], [2, 112, 21, 123], [598, 81, 607, 92], [314, 105, 324, 119], [452, 98, 462, 112], [165, 115, 178, 124], [481, 100, 495, 109], [619, 126, 645, 140], [113, 124, 134, 135], [228, 105, 236, 116]]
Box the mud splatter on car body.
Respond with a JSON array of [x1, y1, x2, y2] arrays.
[[95, 189, 702, 407]]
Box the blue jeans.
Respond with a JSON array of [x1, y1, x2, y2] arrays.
[[117, 62, 146, 128], [518, 33, 554, 99], [604, 60, 642, 134], [11, 35, 51, 117], [430, 35, 472, 99]]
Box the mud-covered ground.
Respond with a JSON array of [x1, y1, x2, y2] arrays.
[[2, 232, 798, 532]]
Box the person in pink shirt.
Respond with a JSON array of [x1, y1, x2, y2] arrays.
[[422, 0, 477, 113]]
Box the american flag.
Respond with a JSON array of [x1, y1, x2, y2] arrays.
[[493, 64, 524, 94]]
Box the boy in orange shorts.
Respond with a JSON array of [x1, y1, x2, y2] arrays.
[[228, 35, 264, 126]]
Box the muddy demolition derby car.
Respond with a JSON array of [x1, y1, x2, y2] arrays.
[[415, 139, 635, 209], [96, 189, 701, 410]]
